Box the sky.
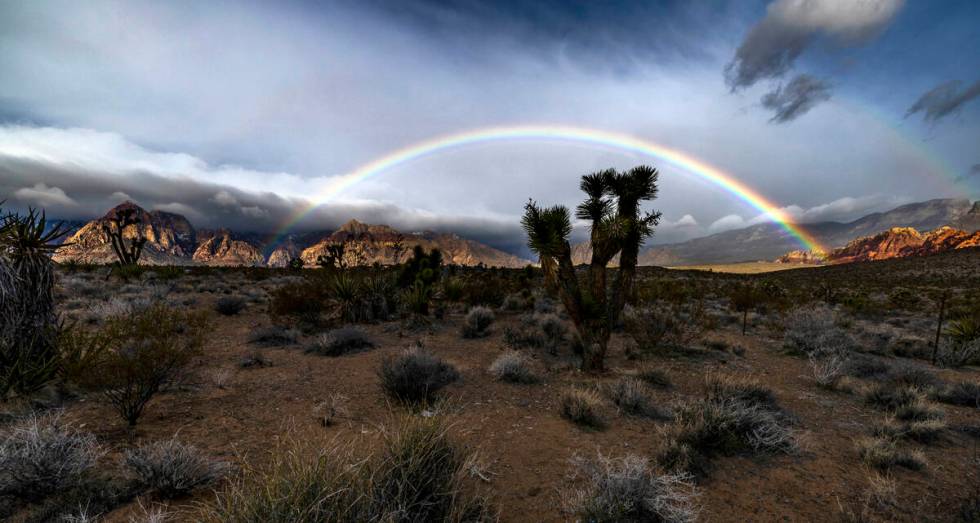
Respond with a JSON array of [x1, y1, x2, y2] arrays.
[[0, 0, 978, 256]]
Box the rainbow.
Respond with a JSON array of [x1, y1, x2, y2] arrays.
[[276, 125, 828, 254]]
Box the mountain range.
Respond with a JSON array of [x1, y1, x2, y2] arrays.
[[50, 198, 980, 268], [52, 202, 530, 268], [633, 198, 980, 266]]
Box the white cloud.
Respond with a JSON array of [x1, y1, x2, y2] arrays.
[[212, 190, 238, 207], [109, 191, 132, 202], [13, 183, 76, 207], [709, 214, 747, 232]]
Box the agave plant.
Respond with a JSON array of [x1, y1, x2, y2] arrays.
[[0, 205, 71, 398]]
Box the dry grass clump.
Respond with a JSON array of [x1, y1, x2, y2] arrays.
[[862, 383, 922, 411], [125, 436, 228, 498], [704, 373, 776, 410], [837, 472, 899, 523], [305, 327, 375, 357], [636, 367, 672, 389], [658, 374, 796, 475], [844, 355, 892, 379], [0, 412, 103, 501], [782, 305, 851, 356], [488, 351, 538, 384], [564, 453, 698, 523], [503, 313, 566, 354], [198, 415, 495, 522], [247, 325, 301, 346], [932, 381, 980, 408], [605, 378, 669, 419], [559, 388, 607, 429], [808, 353, 847, 389], [462, 306, 495, 339], [378, 346, 460, 405], [872, 417, 947, 444], [855, 436, 925, 470]]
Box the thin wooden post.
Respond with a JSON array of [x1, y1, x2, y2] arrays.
[[932, 292, 948, 365]]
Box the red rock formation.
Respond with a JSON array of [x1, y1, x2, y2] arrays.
[[192, 229, 264, 267]]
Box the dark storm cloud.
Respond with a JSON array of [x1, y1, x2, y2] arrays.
[[906, 80, 980, 124], [760, 74, 831, 123], [0, 156, 530, 257], [725, 0, 904, 90]]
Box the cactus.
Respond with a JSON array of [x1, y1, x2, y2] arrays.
[[522, 166, 660, 372]]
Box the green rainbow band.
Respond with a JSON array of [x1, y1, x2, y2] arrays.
[[276, 125, 828, 254]]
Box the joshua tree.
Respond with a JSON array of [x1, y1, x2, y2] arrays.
[[522, 166, 661, 372], [1, 206, 70, 398], [102, 207, 147, 266]]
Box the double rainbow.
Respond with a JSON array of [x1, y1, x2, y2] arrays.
[[276, 125, 827, 254]]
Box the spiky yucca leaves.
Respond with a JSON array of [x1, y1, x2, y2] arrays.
[[522, 165, 660, 372], [0, 206, 70, 399]]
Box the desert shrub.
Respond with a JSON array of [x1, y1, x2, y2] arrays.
[[659, 376, 795, 475], [936, 336, 980, 368], [125, 436, 227, 498], [844, 355, 892, 379], [198, 415, 494, 522], [559, 388, 606, 429], [402, 281, 433, 316], [305, 327, 375, 357], [0, 412, 102, 501], [887, 365, 941, 390], [855, 437, 925, 470], [247, 325, 300, 346], [606, 378, 666, 419], [24, 475, 137, 523], [461, 278, 506, 308], [892, 397, 944, 422], [363, 274, 397, 322], [704, 373, 776, 409], [503, 313, 565, 354], [564, 453, 698, 523], [488, 351, 537, 384], [932, 381, 980, 408], [872, 417, 947, 444], [378, 347, 459, 405], [462, 307, 495, 339], [55, 322, 113, 385], [214, 296, 246, 316], [500, 293, 527, 312], [782, 306, 851, 356], [268, 281, 327, 324], [442, 278, 464, 302], [863, 383, 922, 411], [83, 305, 207, 427], [623, 304, 703, 352], [658, 397, 796, 476], [329, 273, 366, 323], [808, 353, 846, 389], [636, 367, 672, 389]]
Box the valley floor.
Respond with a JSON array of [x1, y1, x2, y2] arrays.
[[4, 255, 980, 522]]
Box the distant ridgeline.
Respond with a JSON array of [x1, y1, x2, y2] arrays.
[[51, 202, 530, 268]]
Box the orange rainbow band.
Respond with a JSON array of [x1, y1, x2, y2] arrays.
[[276, 125, 827, 254]]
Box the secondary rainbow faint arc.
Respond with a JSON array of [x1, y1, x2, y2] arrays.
[[277, 125, 828, 254]]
